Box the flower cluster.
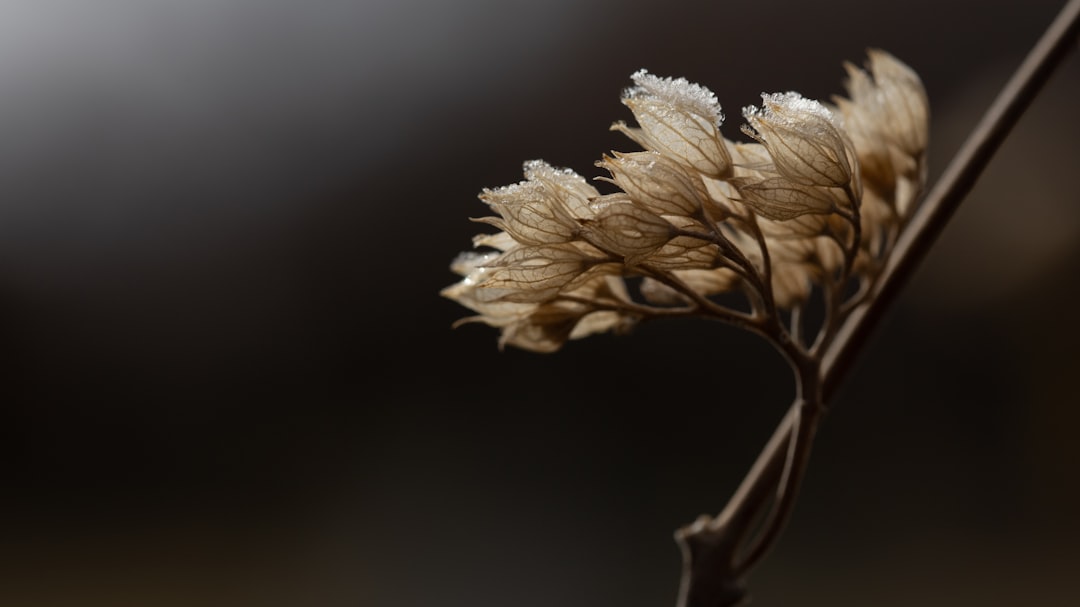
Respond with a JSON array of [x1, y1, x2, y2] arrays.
[[443, 50, 928, 352]]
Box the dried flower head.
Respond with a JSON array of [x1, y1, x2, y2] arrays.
[[742, 92, 855, 189], [614, 70, 733, 179], [444, 50, 928, 353]]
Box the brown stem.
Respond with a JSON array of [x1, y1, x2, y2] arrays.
[[734, 396, 821, 576], [676, 343, 819, 607]]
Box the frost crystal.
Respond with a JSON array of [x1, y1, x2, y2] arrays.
[[627, 69, 725, 125]]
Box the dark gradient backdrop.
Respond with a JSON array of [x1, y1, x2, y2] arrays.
[[2, 1, 1078, 605]]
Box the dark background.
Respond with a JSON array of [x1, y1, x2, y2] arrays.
[[2, 1, 1078, 605]]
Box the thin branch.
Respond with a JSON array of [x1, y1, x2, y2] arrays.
[[789, 304, 805, 348], [742, 214, 775, 308], [554, 294, 695, 317], [734, 397, 821, 575], [642, 268, 767, 337], [707, 408, 795, 547]]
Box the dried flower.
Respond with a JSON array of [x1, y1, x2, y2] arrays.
[[613, 70, 733, 179], [733, 177, 840, 221], [833, 50, 929, 215], [444, 50, 928, 352], [579, 200, 677, 263], [742, 92, 855, 189], [597, 151, 708, 218]]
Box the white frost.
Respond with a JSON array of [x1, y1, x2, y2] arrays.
[[627, 69, 724, 125]]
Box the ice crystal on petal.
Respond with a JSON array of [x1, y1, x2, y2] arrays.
[[627, 69, 724, 123], [477, 182, 578, 246], [523, 160, 601, 219], [743, 92, 853, 188], [619, 70, 733, 178]]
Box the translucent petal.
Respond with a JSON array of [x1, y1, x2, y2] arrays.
[[621, 70, 732, 178], [472, 231, 517, 251], [499, 304, 582, 352], [866, 50, 928, 155], [639, 277, 684, 305], [837, 50, 928, 184], [641, 237, 719, 270], [523, 159, 600, 220], [598, 151, 705, 217], [640, 267, 738, 304], [580, 203, 675, 262], [758, 212, 830, 239], [477, 244, 595, 303], [440, 280, 535, 326], [610, 121, 656, 151], [569, 310, 623, 340], [735, 177, 837, 220], [729, 142, 774, 173], [449, 250, 500, 278], [480, 193, 577, 246], [628, 69, 724, 122], [743, 93, 853, 188]]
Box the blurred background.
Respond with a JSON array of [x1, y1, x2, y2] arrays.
[[1, 0, 1078, 605]]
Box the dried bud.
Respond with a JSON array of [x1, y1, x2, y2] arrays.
[[446, 50, 930, 350], [498, 304, 588, 352], [580, 202, 676, 264], [615, 70, 733, 179], [835, 50, 928, 188], [742, 92, 854, 188], [477, 181, 578, 245], [597, 151, 707, 217], [475, 244, 608, 304], [644, 237, 720, 270], [441, 252, 535, 327], [863, 50, 928, 157], [734, 177, 839, 221], [497, 274, 634, 352], [499, 305, 621, 353], [523, 159, 601, 220], [475, 160, 600, 246]]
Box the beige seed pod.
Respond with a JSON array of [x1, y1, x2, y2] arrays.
[[734, 177, 840, 221], [597, 151, 708, 218], [742, 92, 854, 189], [579, 202, 676, 264], [615, 69, 733, 179]]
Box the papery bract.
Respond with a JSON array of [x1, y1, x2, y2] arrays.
[[616, 69, 733, 179]]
